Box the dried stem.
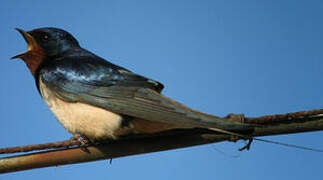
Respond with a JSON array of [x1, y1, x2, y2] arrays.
[[0, 109, 322, 174]]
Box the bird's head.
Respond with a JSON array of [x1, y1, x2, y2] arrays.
[[12, 27, 80, 75]]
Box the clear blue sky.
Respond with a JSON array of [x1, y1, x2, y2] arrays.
[[1, 0, 322, 179]]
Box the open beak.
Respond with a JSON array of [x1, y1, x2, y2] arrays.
[[11, 28, 38, 59]]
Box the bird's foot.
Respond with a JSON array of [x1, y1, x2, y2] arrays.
[[71, 134, 91, 153], [71, 134, 90, 145]]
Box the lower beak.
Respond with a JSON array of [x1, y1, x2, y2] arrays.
[[11, 28, 38, 59]]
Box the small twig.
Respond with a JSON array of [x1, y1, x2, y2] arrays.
[[245, 109, 323, 124], [0, 140, 82, 154], [239, 139, 253, 151]]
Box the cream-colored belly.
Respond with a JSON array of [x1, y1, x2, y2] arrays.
[[39, 78, 126, 140]]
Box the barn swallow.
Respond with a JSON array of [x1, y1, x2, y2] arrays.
[[12, 27, 253, 142]]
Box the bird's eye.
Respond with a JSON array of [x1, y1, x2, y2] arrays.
[[42, 34, 49, 41]]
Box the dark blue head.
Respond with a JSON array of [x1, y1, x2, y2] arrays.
[[13, 27, 81, 75], [28, 27, 80, 57]]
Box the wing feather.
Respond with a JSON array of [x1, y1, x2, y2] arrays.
[[40, 55, 250, 131]]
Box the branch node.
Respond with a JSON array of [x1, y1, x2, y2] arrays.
[[226, 113, 245, 123], [239, 139, 253, 151]]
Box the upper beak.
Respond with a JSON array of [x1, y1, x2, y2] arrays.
[[11, 28, 38, 59]]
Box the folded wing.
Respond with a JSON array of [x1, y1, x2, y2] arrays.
[[40, 55, 250, 131]]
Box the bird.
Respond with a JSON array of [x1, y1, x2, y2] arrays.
[[11, 27, 254, 143], [12, 27, 323, 153]]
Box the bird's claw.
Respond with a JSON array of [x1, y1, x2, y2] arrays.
[[71, 134, 91, 153]]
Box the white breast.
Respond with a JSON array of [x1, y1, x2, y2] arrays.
[[38, 78, 125, 140]]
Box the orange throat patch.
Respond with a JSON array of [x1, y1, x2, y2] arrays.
[[21, 46, 46, 75]]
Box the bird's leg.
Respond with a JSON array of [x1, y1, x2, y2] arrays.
[[70, 134, 82, 141], [70, 134, 92, 152], [71, 134, 90, 145]]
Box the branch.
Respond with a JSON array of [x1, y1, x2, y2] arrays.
[[0, 109, 322, 174]]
